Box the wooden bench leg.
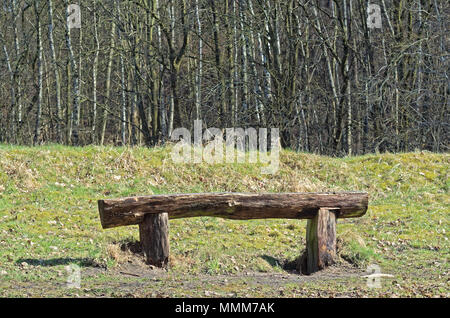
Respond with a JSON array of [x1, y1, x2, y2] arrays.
[[139, 213, 169, 268], [305, 208, 337, 274]]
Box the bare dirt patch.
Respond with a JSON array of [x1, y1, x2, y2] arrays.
[[102, 240, 365, 296]]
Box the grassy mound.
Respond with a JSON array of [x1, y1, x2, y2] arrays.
[[0, 145, 448, 297]]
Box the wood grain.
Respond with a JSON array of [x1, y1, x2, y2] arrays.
[[98, 192, 368, 229], [306, 208, 337, 274], [139, 213, 169, 267]]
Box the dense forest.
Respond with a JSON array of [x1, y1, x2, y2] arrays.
[[0, 0, 448, 155]]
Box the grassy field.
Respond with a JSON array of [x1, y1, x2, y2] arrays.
[[0, 144, 448, 297]]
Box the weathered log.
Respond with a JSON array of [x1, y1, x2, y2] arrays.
[[98, 192, 368, 229], [305, 208, 337, 274], [139, 213, 169, 267]]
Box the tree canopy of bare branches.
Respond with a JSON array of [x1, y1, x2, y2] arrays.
[[0, 0, 448, 154]]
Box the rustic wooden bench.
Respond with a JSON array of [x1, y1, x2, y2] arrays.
[[98, 192, 368, 274]]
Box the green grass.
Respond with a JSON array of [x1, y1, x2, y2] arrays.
[[0, 144, 448, 297]]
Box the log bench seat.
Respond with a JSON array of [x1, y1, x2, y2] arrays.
[[98, 192, 368, 274]]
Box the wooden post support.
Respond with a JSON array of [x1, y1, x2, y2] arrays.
[[139, 213, 169, 268], [305, 208, 337, 274]]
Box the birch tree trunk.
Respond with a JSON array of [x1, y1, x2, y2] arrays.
[[64, 0, 81, 146], [194, 0, 202, 120], [155, 0, 167, 141], [0, 32, 17, 142], [11, 0, 22, 128], [232, 0, 239, 126], [33, 0, 43, 145], [101, 1, 119, 145], [91, 0, 100, 143], [48, 0, 62, 142]]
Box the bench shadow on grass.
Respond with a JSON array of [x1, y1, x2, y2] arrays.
[[260, 254, 300, 272], [16, 240, 143, 269], [15, 257, 104, 268]]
